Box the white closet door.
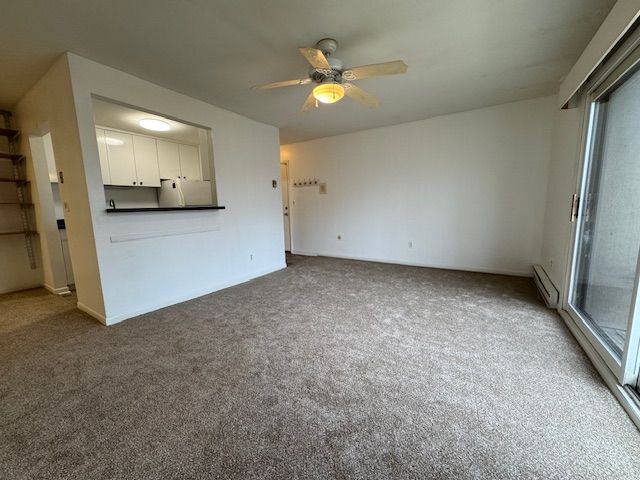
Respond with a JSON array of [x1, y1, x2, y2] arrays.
[[95, 128, 111, 185], [179, 144, 202, 180], [157, 140, 181, 179], [105, 131, 137, 186], [132, 135, 161, 187]]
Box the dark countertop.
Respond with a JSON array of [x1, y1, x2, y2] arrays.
[[106, 206, 226, 213]]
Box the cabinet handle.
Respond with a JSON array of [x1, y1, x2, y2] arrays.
[[140, 181, 143, 185], [133, 181, 136, 185]]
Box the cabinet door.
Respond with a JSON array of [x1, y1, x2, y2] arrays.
[[157, 140, 181, 179], [179, 144, 202, 180], [132, 135, 161, 187], [95, 128, 111, 185], [105, 131, 137, 186]]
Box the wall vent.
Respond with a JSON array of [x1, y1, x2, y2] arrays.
[[533, 264, 559, 308]]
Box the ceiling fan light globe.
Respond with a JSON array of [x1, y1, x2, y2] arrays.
[[313, 83, 345, 104]]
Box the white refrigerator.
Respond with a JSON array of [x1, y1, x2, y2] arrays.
[[158, 179, 214, 207]]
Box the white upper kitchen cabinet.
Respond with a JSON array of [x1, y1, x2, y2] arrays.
[[105, 131, 137, 186], [157, 140, 202, 180], [98, 131, 201, 185], [132, 135, 161, 187], [178, 144, 202, 180], [157, 140, 181, 180], [95, 128, 111, 185]]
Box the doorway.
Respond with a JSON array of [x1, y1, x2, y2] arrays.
[[280, 162, 291, 252], [28, 132, 74, 294]]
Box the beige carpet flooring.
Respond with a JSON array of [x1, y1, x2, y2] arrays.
[[1, 256, 640, 479]]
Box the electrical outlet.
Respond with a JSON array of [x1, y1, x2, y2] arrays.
[[250, 254, 254, 261], [408, 241, 413, 248]]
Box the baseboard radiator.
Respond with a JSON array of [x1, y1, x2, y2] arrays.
[[533, 264, 559, 308]]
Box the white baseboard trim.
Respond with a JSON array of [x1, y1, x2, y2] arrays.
[[558, 309, 640, 430], [77, 302, 107, 325], [291, 250, 532, 277], [290, 250, 318, 257], [103, 263, 287, 326], [44, 283, 71, 296]]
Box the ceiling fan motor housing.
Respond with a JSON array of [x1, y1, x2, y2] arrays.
[[309, 59, 344, 82], [309, 40, 344, 84], [315, 38, 338, 55]]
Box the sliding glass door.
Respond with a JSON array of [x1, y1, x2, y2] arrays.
[[567, 44, 640, 388]]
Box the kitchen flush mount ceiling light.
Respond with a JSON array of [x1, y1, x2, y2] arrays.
[[313, 82, 344, 104], [139, 118, 170, 131]]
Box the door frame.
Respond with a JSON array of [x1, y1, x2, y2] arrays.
[[280, 161, 292, 252], [27, 131, 72, 295], [562, 27, 640, 387]]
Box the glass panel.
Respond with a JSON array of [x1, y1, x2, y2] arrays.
[[571, 67, 640, 356]]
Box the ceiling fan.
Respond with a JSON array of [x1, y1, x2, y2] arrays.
[[252, 38, 408, 112]]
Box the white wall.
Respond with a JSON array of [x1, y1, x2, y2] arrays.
[[282, 96, 556, 276], [12, 56, 101, 301], [539, 98, 585, 295], [65, 53, 284, 324]]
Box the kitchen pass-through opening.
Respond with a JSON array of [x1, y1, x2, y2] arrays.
[[91, 97, 218, 210]]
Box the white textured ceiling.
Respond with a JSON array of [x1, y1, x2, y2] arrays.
[[92, 99, 202, 144], [2, 0, 615, 144]]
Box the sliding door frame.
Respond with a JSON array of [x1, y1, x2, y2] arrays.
[[563, 26, 640, 389]]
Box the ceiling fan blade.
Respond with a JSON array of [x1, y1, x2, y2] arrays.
[[343, 83, 379, 108], [252, 78, 311, 90], [299, 47, 331, 69], [343, 60, 408, 80], [300, 91, 317, 113]]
